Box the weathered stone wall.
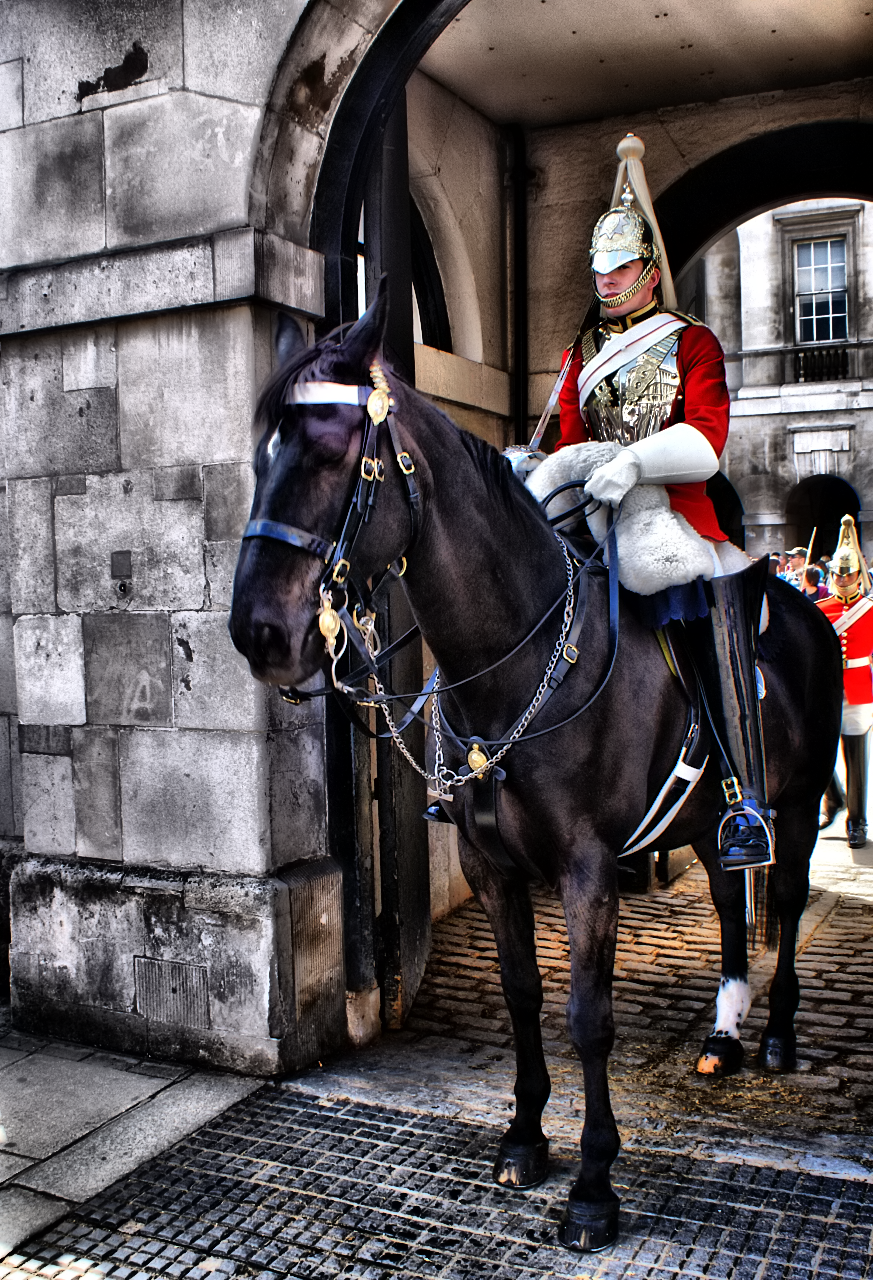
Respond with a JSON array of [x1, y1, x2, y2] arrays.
[[0, 0, 338, 1070]]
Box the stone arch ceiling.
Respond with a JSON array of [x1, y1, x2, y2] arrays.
[[420, 0, 873, 127]]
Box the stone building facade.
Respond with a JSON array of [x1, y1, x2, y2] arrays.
[[702, 198, 873, 561], [1, 0, 872, 1074]]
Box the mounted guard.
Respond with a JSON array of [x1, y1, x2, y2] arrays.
[[519, 133, 774, 874], [818, 514, 873, 847]]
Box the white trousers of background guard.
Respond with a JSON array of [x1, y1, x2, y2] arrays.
[[841, 702, 873, 736]]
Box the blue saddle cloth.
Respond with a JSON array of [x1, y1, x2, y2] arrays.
[[635, 576, 710, 630]]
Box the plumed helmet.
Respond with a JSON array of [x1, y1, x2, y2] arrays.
[[590, 188, 659, 276], [831, 514, 871, 593], [590, 134, 677, 311]]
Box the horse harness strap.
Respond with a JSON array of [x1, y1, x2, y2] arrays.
[[241, 368, 422, 704]]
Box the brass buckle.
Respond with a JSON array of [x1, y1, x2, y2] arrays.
[[353, 603, 376, 634], [279, 689, 302, 705], [563, 643, 579, 664], [722, 776, 743, 806], [397, 451, 415, 475], [331, 558, 350, 585], [361, 456, 384, 482]]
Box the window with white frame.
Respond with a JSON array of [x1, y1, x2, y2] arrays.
[[795, 238, 848, 344]]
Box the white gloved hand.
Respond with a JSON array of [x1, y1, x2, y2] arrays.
[[503, 446, 547, 481], [583, 449, 642, 507]]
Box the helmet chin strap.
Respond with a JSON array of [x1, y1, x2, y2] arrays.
[[593, 256, 659, 308]]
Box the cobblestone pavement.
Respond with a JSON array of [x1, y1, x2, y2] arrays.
[[7, 840, 873, 1278]]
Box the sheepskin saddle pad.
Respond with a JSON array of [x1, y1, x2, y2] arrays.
[[525, 442, 750, 597]]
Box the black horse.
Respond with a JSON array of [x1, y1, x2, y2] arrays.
[[230, 290, 842, 1252]]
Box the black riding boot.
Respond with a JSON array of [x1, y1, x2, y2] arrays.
[[843, 732, 868, 848], [820, 773, 847, 830], [683, 555, 775, 872]]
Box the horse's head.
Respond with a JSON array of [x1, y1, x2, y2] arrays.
[[229, 285, 414, 687]]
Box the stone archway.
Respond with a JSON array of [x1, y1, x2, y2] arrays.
[[656, 121, 873, 278], [785, 474, 861, 563]]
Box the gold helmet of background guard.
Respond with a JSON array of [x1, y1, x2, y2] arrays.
[[830, 514, 871, 596]]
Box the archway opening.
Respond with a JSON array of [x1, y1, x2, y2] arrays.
[[785, 475, 860, 563]]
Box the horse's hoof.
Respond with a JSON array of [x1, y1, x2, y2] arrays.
[[559, 1197, 620, 1252], [696, 1034, 744, 1077], [493, 1138, 549, 1189], [758, 1034, 796, 1073]]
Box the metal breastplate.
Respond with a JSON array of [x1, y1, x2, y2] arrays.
[[583, 329, 681, 447]]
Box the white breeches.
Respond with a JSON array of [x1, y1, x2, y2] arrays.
[[842, 702, 873, 736]]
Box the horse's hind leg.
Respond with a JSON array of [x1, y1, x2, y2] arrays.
[[758, 801, 817, 1072], [694, 833, 750, 1077], [559, 856, 621, 1252], [458, 838, 551, 1190]]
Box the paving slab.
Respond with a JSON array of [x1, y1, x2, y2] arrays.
[[0, 1053, 166, 1159], [0, 1151, 33, 1184], [14, 1073, 259, 1204], [0, 1186, 71, 1252]]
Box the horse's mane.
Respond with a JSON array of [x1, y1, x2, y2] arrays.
[[254, 331, 355, 433], [255, 337, 548, 526]]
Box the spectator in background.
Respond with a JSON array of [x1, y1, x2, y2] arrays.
[[802, 566, 827, 601], [782, 547, 808, 588]]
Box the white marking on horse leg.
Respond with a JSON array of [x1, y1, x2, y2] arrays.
[[712, 976, 751, 1039]]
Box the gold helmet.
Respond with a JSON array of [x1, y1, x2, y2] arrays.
[[590, 134, 677, 311], [830, 514, 871, 597]]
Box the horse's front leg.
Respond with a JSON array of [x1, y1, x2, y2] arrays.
[[559, 851, 621, 1252], [458, 835, 551, 1190], [758, 800, 816, 1071], [693, 832, 751, 1076]]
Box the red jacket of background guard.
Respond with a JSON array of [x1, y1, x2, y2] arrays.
[[817, 594, 873, 705], [557, 323, 731, 543]]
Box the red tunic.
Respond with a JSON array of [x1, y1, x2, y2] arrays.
[[817, 593, 873, 704], [557, 321, 730, 541]]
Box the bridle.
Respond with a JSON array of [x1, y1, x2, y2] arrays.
[[242, 361, 423, 702], [241, 360, 621, 797]]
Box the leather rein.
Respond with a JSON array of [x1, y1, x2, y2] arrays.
[[241, 362, 621, 789]]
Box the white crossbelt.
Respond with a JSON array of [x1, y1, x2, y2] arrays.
[[832, 596, 873, 635], [576, 313, 688, 408]]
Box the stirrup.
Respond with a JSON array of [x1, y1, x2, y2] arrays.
[[718, 787, 775, 872]]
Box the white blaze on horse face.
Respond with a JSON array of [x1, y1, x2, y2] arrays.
[[712, 976, 751, 1039], [267, 428, 280, 464]]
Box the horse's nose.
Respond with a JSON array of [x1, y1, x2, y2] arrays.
[[233, 617, 290, 670]]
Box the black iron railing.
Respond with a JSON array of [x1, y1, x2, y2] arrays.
[[794, 345, 849, 383]]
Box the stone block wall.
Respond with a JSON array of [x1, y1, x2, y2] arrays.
[[0, 302, 344, 1072]]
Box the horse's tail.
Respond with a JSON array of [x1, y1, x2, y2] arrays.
[[747, 867, 779, 951]]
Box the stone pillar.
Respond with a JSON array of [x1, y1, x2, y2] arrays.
[[705, 230, 743, 394], [3, 304, 347, 1075]]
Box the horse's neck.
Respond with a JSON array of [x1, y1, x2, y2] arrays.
[[397, 409, 567, 717]]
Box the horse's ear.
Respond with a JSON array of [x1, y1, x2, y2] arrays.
[[275, 312, 307, 367], [338, 276, 388, 373]]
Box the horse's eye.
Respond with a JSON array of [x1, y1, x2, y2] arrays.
[[305, 419, 354, 463]]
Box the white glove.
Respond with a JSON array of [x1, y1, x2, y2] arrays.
[[503, 446, 546, 481], [583, 450, 642, 507]]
